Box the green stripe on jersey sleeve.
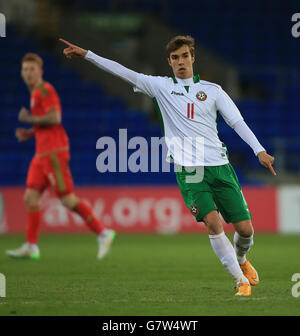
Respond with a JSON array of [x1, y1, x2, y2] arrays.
[[152, 97, 165, 136]]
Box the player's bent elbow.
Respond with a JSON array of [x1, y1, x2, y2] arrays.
[[54, 117, 62, 125], [50, 111, 62, 125]]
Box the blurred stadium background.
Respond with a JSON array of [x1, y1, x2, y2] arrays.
[[0, 0, 299, 235], [1, 0, 300, 317]]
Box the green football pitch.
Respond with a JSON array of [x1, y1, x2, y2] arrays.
[[0, 233, 299, 316]]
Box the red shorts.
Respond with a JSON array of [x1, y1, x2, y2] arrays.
[[26, 151, 74, 197]]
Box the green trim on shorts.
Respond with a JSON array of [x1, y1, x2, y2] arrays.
[[50, 154, 66, 192], [176, 163, 252, 224]]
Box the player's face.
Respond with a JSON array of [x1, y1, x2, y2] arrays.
[[168, 45, 195, 79], [21, 61, 43, 88]]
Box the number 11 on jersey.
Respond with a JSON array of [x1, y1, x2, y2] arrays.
[[187, 103, 194, 119]]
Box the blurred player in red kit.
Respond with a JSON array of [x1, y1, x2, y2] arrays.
[[6, 53, 115, 259]]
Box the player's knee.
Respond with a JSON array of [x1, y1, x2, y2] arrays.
[[206, 222, 223, 235], [235, 220, 254, 237], [24, 189, 40, 207], [203, 210, 223, 235], [24, 193, 32, 207], [60, 195, 73, 209], [60, 193, 79, 210]]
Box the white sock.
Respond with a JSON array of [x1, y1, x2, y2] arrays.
[[233, 232, 254, 264], [29, 244, 39, 253], [97, 229, 111, 241], [209, 231, 245, 281]]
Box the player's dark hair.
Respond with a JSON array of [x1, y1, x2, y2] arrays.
[[166, 35, 195, 58], [22, 53, 43, 68]]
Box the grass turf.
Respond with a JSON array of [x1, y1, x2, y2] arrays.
[[0, 233, 299, 316]]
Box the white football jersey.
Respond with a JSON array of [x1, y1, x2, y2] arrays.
[[134, 74, 244, 167]]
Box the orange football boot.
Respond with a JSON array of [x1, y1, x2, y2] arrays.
[[235, 281, 251, 296], [240, 260, 259, 286]]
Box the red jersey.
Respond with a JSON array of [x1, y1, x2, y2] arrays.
[[30, 81, 69, 156]]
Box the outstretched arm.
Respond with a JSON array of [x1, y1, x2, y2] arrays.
[[216, 87, 276, 176], [59, 38, 138, 86], [233, 120, 276, 176], [232, 119, 265, 156]]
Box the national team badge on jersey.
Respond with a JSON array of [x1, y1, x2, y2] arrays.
[[189, 204, 199, 216], [196, 91, 207, 101]]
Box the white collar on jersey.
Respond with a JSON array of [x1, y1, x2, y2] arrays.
[[173, 74, 200, 86], [175, 77, 194, 85]]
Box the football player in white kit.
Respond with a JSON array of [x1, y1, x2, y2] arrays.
[[60, 35, 276, 296]]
